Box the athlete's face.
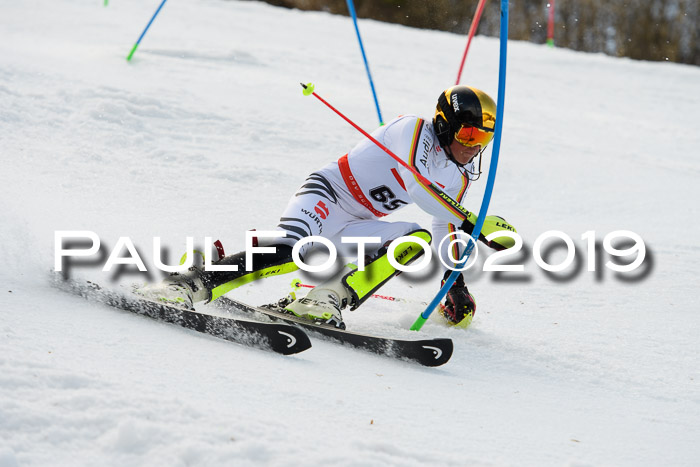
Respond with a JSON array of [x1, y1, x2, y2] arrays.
[[449, 140, 481, 165]]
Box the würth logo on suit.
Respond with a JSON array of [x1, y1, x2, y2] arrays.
[[314, 200, 330, 219]]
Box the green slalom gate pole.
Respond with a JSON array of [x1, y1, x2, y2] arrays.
[[410, 0, 509, 331], [127, 0, 168, 61]]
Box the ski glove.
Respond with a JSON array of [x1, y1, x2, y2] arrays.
[[439, 271, 476, 328], [460, 214, 517, 251]]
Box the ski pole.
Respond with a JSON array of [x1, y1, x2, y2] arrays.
[[127, 0, 168, 61], [300, 82, 472, 223], [290, 279, 428, 306], [411, 0, 509, 331], [345, 0, 384, 126], [455, 0, 488, 85]]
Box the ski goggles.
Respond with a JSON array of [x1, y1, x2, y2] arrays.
[[454, 124, 494, 148]]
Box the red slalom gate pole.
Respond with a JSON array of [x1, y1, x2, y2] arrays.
[[455, 0, 488, 85], [547, 0, 556, 47]]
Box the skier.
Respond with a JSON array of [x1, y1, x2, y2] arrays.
[[137, 85, 516, 328]]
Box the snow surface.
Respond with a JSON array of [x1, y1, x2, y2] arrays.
[[1, 0, 699, 465]]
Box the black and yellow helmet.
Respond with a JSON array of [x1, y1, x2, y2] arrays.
[[433, 86, 496, 150]]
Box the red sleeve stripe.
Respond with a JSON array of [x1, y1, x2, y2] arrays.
[[456, 176, 469, 204], [407, 119, 424, 173], [407, 119, 470, 222]]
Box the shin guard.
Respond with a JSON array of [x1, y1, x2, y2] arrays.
[[342, 229, 432, 310], [174, 245, 298, 303]]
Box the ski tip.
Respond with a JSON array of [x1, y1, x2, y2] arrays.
[[416, 338, 453, 367], [270, 324, 312, 355]]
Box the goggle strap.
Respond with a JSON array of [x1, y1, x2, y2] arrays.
[[438, 92, 461, 134]]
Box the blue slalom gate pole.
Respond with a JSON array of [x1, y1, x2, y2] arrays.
[[346, 0, 384, 126], [411, 0, 509, 331], [127, 0, 168, 61]]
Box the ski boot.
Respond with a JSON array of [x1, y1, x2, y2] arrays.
[[133, 270, 208, 310], [279, 267, 354, 329], [278, 229, 433, 328]]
